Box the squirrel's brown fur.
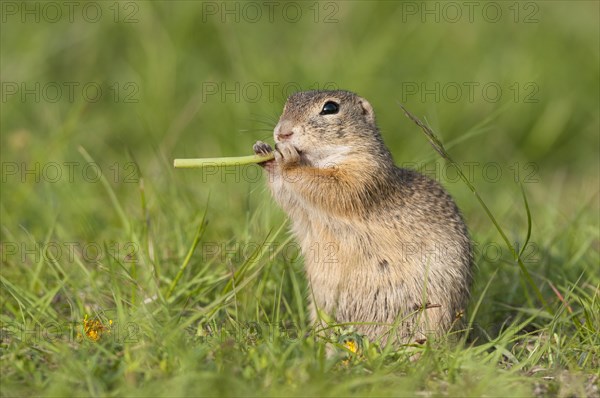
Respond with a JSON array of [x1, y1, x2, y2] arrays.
[[253, 90, 472, 345]]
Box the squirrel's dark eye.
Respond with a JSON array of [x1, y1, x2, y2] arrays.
[[320, 101, 339, 115]]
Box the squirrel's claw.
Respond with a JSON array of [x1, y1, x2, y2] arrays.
[[253, 141, 275, 171], [253, 141, 273, 156]]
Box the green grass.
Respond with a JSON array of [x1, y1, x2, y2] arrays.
[[1, 1, 599, 396]]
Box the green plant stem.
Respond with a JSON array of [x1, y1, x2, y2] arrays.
[[174, 153, 274, 168]]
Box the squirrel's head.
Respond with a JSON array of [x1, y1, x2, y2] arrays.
[[274, 90, 390, 168]]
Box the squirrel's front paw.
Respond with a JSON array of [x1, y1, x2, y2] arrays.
[[253, 141, 275, 171], [253, 141, 273, 156], [275, 142, 301, 167]]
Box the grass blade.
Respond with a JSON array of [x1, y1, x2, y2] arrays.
[[518, 183, 533, 259], [166, 204, 208, 299], [399, 104, 551, 314]]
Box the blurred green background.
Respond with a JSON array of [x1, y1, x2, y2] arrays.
[[2, 0, 599, 312], [2, 1, 598, 235], [1, 1, 598, 396], [2, 0, 598, 308]]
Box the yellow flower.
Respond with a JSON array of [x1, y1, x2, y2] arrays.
[[338, 334, 364, 367], [344, 339, 358, 353], [82, 314, 112, 342], [338, 332, 363, 355]]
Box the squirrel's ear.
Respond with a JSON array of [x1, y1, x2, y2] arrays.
[[358, 98, 375, 124]]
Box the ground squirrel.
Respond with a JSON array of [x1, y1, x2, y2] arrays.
[[253, 90, 472, 346]]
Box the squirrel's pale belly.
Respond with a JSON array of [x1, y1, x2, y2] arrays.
[[285, 208, 464, 343]]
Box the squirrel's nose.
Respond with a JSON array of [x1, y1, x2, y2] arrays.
[[275, 121, 294, 141], [276, 130, 293, 140]]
